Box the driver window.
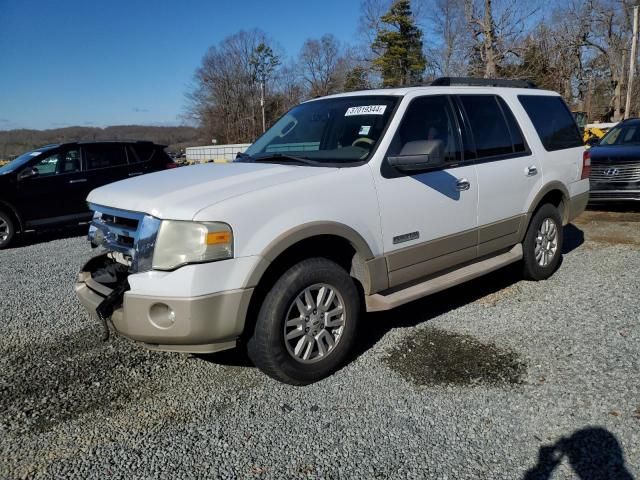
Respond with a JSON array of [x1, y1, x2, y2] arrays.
[[32, 149, 81, 176], [32, 153, 61, 176], [387, 96, 461, 162]]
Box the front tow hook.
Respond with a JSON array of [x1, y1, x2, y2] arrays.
[[95, 280, 130, 341]]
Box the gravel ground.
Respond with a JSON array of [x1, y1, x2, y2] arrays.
[[0, 211, 638, 479]]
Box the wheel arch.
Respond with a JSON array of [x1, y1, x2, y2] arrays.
[[240, 222, 387, 338], [527, 182, 570, 226], [0, 200, 23, 233]]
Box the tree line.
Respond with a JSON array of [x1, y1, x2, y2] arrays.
[[188, 0, 640, 145], [0, 126, 203, 160]]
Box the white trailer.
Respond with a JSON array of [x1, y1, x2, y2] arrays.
[[185, 144, 251, 164]]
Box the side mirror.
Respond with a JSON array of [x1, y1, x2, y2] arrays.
[[387, 140, 446, 172], [586, 137, 600, 147], [18, 167, 39, 181]]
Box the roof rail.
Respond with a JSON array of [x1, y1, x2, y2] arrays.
[[430, 77, 537, 89]]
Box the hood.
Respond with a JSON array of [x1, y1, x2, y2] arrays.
[[589, 145, 640, 164], [87, 162, 337, 220]]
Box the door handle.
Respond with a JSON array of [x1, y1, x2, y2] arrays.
[[455, 178, 471, 191], [68, 178, 87, 184], [128, 172, 143, 177], [526, 165, 538, 176]]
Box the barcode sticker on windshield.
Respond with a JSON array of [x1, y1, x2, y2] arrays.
[[345, 105, 387, 116]]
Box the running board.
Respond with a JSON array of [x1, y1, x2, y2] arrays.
[[366, 244, 523, 312]]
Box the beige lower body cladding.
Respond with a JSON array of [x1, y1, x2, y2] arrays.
[[75, 272, 252, 354]]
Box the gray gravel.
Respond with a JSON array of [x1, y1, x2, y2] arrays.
[[1, 213, 639, 479]]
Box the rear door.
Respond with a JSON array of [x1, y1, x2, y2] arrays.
[[457, 94, 539, 256], [517, 94, 585, 189], [126, 143, 154, 177], [82, 143, 130, 197]]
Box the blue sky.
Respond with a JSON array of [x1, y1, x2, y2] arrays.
[[0, 0, 364, 130]]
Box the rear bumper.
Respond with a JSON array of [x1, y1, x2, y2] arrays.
[[568, 191, 590, 221], [589, 190, 640, 202], [75, 261, 253, 353]]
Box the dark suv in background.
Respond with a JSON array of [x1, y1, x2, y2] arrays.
[[589, 118, 640, 203], [0, 141, 176, 248]]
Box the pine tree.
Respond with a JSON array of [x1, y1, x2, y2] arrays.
[[372, 0, 426, 87], [344, 66, 370, 91]]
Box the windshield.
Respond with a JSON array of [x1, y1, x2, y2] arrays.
[[244, 96, 398, 164], [0, 145, 58, 175], [599, 124, 640, 146]]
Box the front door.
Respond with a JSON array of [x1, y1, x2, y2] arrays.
[[372, 95, 479, 288], [16, 146, 86, 225]]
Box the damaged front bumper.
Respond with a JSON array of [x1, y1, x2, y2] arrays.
[[75, 253, 254, 354]]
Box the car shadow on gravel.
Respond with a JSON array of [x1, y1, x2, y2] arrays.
[[563, 224, 584, 254], [352, 263, 520, 358], [523, 426, 634, 479], [352, 223, 585, 363]]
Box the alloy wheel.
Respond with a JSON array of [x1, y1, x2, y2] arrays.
[[283, 283, 346, 364], [0, 217, 9, 242], [534, 218, 558, 267]]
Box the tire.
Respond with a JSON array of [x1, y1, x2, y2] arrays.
[[522, 203, 563, 281], [0, 210, 15, 250], [247, 257, 361, 385]]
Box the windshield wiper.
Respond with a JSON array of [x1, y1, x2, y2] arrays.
[[235, 151, 253, 161], [251, 153, 323, 167]]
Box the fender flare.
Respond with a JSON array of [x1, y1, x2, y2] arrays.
[[526, 181, 570, 224], [244, 221, 387, 294]]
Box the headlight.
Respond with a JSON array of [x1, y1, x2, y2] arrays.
[[152, 221, 233, 270]]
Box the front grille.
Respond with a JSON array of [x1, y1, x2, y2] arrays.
[[88, 204, 161, 272], [590, 163, 640, 183], [101, 213, 140, 230]]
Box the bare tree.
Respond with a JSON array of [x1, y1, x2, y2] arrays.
[[299, 34, 348, 97], [579, 0, 637, 121], [187, 30, 282, 143], [464, 0, 541, 78], [425, 0, 468, 76]]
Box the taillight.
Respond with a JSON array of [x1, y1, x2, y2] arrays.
[[165, 162, 178, 169], [581, 150, 591, 179]]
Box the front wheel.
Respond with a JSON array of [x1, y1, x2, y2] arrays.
[[0, 211, 15, 250], [247, 258, 360, 385], [522, 203, 563, 280]]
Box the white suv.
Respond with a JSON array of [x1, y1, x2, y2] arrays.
[[75, 78, 590, 385]]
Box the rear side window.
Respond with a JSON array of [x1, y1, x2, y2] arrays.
[[459, 95, 514, 158], [518, 95, 583, 151], [128, 144, 155, 163], [84, 144, 127, 170]]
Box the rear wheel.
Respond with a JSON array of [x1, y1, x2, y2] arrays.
[[522, 203, 563, 280], [0, 210, 15, 249], [247, 257, 360, 385]]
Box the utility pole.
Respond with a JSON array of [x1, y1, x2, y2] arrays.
[[625, 5, 639, 119], [586, 76, 594, 122], [260, 79, 266, 134]]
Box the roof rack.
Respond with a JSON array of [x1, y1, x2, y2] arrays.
[[430, 77, 537, 89]]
